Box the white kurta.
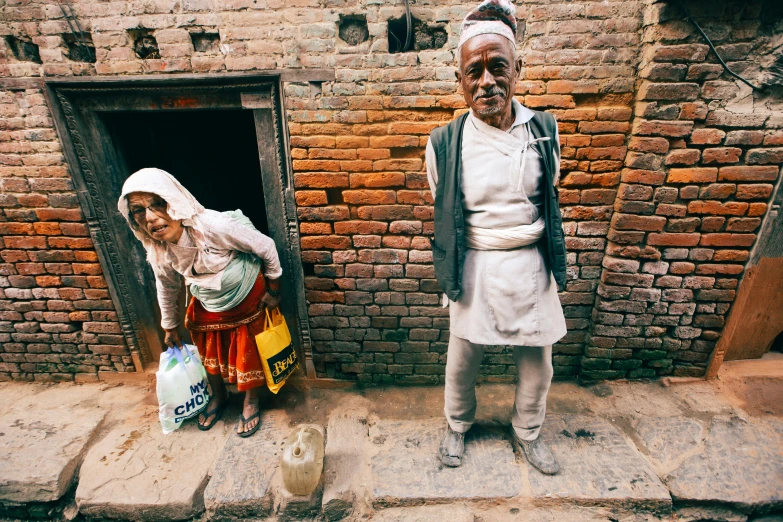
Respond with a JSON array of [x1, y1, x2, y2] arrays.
[[426, 99, 567, 347]]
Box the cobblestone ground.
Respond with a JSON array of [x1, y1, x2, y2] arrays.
[[0, 355, 781, 521]]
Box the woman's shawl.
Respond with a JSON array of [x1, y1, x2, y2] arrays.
[[118, 167, 207, 270]]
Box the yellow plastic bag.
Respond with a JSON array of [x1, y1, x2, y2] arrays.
[[255, 307, 298, 394]]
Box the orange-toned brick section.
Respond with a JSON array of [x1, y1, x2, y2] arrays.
[[583, 0, 783, 380], [1, 0, 781, 384], [290, 87, 639, 382], [0, 92, 133, 382]]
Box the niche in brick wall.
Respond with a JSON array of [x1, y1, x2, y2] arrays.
[[325, 188, 344, 204], [63, 33, 97, 63], [387, 16, 447, 54], [762, 47, 783, 87], [191, 32, 220, 53], [338, 14, 369, 46], [128, 29, 160, 60], [4, 36, 42, 63]]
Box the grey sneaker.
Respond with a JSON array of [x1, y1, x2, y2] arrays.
[[438, 425, 465, 467], [510, 427, 560, 475]]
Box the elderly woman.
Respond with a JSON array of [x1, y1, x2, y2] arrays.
[[118, 168, 282, 437]]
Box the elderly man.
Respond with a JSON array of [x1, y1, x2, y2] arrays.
[[426, 0, 568, 474]]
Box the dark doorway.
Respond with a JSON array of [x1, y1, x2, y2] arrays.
[[101, 110, 269, 234], [47, 77, 314, 370]]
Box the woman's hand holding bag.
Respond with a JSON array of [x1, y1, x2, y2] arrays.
[[259, 291, 280, 310], [164, 328, 184, 349]]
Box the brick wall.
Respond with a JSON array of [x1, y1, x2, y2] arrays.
[[0, 0, 780, 383], [0, 90, 133, 381], [286, 0, 644, 383], [582, 0, 783, 379]]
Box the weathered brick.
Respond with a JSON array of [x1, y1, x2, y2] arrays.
[[665, 149, 700, 166], [295, 190, 328, 206], [647, 233, 701, 247], [701, 147, 742, 164], [666, 168, 718, 184], [652, 44, 709, 62], [725, 130, 764, 146], [690, 128, 725, 145], [633, 120, 694, 137], [746, 148, 783, 165], [612, 213, 666, 232], [342, 190, 396, 205], [735, 184, 773, 200], [699, 233, 756, 247], [639, 82, 700, 101], [687, 201, 748, 216]]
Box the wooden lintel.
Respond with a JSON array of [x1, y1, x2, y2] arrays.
[[0, 77, 45, 90], [0, 70, 335, 91], [279, 68, 335, 83]]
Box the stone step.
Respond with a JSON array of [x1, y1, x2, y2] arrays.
[[368, 419, 522, 506], [0, 406, 105, 504], [322, 401, 369, 522], [635, 415, 783, 515], [76, 404, 232, 521], [204, 410, 330, 522], [204, 410, 291, 521], [367, 504, 672, 522], [4, 378, 779, 522], [528, 415, 671, 511], [203, 411, 676, 520], [366, 415, 671, 514], [368, 504, 475, 522]]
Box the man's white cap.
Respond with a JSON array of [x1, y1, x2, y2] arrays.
[[458, 0, 518, 50]]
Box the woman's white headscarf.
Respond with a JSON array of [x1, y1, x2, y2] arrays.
[[118, 168, 205, 268]]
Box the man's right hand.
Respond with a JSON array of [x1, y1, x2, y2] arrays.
[[164, 328, 183, 349]]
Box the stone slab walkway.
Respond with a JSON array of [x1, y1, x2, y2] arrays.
[[76, 403, 233, 521], [0, 357, 781, 521], [528, 415, 671, 511], [0, 406, 105, 504], [636, 416, 783, 513], [203, 410, 289, 521], [369, 420, 521, 505]]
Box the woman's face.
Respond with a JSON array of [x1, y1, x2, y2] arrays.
[[127, 192, 184, 244]]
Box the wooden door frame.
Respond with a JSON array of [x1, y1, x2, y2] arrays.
[[706, 167, 783, 378], [44, 72, 331, 372]]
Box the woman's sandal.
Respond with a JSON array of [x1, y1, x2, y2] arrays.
[[237, 411, 262, 438], [197, 392, 230, 431]]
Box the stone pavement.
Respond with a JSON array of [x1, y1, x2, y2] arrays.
[[0, 356, 782, 521]]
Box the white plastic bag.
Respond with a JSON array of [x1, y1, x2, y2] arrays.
[[156, 344, 211, 434]]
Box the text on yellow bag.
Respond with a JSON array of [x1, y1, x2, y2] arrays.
[[255, 307, 298, 394]]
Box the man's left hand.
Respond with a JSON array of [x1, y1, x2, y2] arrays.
[[260, 292, 281, 310]]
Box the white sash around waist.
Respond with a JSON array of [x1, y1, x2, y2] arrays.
[[465, 217, 545, 250], [442, 217, 546, 308]]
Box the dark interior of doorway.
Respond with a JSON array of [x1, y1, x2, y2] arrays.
[[101, 109, 269, 234], [772, 331, 783, 353]]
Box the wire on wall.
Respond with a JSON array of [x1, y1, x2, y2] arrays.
[[403, 0, 413, 52], [674, 0, 764, 91], [56, 0, 91, 55]]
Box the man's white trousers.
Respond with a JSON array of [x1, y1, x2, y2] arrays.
[[444, 333, 553, 442]]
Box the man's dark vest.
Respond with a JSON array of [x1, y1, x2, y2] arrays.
[[429, 110, 568, 301]]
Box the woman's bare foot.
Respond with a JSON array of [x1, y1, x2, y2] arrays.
[[237, 387, 262, 435]]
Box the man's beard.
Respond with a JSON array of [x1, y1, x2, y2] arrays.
[[473, 87, 506, 115]]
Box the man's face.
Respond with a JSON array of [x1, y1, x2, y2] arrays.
[[457, 33, 521, 120], [127, 192, 183, 244]]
